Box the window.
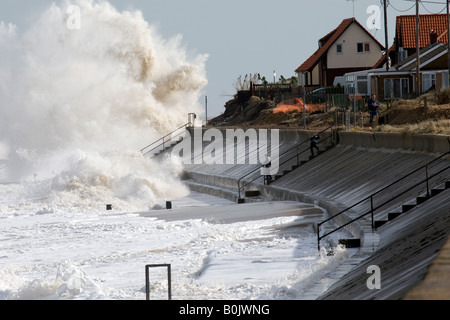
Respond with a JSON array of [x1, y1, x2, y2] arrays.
[[336, 44, 343, 54], [357, 42, 370, 53], [384, 78, 409, 99], [398, 47, 408, 62], [422, 74, 436, 92]]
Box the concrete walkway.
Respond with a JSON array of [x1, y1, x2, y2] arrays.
[[403, 235, 450, 300]]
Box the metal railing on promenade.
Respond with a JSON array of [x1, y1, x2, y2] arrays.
[[237, 125, 335, 200], [140, 123, 191, 157], [317, 151, 450, 250]]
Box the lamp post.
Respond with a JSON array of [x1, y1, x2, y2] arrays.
[[205, 95, 208, 126], [416, 0, 421, 95], [302, 72, 307, 129], [447, 1, 450, 86], [384, 0, 389, 72]]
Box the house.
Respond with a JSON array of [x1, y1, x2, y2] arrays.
[[395, 14, 448, 63], [373, 13, 449, 70], [343, 14, 450, 100], [295, 17, 385, 88], [343, 42, 449, 100]]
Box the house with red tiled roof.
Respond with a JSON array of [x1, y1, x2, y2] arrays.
[[373, 13, 449, 70], [295, 18, 384, 88], [342, 13, 450, 101], [395, 14, 448, 63]]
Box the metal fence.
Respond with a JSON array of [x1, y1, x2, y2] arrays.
[[273, 93, 368, 113]]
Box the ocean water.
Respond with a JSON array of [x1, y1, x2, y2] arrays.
[[0, 189, 350, 300], [0, 0, 350, 300]]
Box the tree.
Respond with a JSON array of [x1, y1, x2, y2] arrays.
[[233, 73, 262, 91]]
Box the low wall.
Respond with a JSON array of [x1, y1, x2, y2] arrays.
[[338, 131, 450, 154], [187, 127, 449, 155]]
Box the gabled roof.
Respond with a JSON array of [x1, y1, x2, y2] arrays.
[[295, 18, 385, 73], [395, 42, 448, 71], [396, 14, 448, 49], [372, 43, 395, 69]]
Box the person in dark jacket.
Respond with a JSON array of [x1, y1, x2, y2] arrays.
[[368, 94, 380, 125], [310, 134, 320, 156]]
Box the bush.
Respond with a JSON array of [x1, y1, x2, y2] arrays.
[[435, 87, 450, 105]]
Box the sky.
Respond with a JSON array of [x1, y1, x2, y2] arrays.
[[0, 0, 448, 118]]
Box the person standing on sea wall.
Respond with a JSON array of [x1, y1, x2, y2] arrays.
[[368, 94, 380, 125], [262, 154, 272, 182], [310, 134, 320, 156]]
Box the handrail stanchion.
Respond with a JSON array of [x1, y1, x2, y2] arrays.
[[317, 224, 321, 251], [370, 196, 374, 230]]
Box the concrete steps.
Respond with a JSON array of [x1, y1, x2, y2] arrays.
[[266, 146, 333, 186], [338, 238, 361, 248], [184, 180, 266, 204], [153, 137, 184, 157], [244, 190, 260, 197], [184, 180, 240, 203], [374, 180, 450, 229]]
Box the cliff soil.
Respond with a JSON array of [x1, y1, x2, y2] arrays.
[[209, 93, 450, 135]]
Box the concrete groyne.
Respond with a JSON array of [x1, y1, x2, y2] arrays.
[[164, 128, 450, 299]]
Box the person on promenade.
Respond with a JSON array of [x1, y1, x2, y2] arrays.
[[368, 94, 380, 125], [262, 154, 272, 183], [310, 134, 320, 156]]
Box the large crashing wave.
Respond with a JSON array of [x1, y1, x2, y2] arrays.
[[0, 0, 208, 212]]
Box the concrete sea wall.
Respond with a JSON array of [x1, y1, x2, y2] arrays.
[[170, 128, 450, 299]]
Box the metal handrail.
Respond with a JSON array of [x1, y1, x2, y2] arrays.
[[317, 150, 450, 250], [145, 264, 172, 300], [140, 123, 191, 156], [237, 135, 333, 198], [318, 150, 450, 227], [237, 125, 334, 199]]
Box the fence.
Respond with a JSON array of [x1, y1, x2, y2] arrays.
[[271, 92, 368, 117]]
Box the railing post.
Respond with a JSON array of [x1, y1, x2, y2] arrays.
[[370, 196, 374, 230], [317, 223, 320, 251]]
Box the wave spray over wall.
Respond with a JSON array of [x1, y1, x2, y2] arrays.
[[0, 0, 208, 212]]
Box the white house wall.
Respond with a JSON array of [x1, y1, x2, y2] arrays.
[[327, 23, 382, 69]]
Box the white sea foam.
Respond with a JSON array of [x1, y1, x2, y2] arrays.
[[0, 0, 207, 210]]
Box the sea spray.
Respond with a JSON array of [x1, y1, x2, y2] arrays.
[[0, 0, 207, 210]]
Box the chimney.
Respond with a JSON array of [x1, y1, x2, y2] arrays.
[[430, 29, 438, 44]]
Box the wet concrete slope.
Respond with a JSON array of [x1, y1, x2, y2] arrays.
[[319, 189, 450, 299], [171, 128, 450, 299]]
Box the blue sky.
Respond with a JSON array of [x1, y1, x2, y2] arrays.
[[1, 0, 448, 117]]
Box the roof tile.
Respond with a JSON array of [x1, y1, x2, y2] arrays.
[[396, 14, 448, 49]]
